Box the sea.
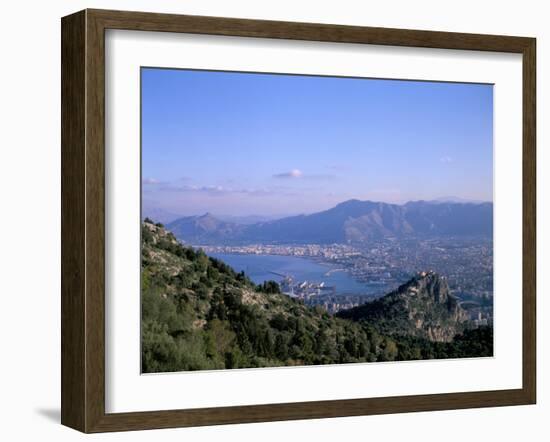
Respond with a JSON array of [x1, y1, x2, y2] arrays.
[[209, 253, 387, 297]]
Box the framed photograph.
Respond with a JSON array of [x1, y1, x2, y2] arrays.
[[61, 9, 536, 433]]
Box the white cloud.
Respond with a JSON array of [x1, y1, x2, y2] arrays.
[[156, 183, 273, 197], [273, 169, 303, 179], [271, 169, 335, 180], [142, 177, 161, 185], [440, 156, 453, 164]]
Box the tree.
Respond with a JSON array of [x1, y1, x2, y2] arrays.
[[257, 280, 281, 294], [274, 334, 288, 360], [205, 319, 236, 360], [381, 338, 398, 361]]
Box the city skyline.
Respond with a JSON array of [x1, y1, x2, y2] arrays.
[[142, 68, 493, 217]]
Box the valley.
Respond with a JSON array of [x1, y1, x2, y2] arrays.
[[141, 220, 493, 373], [149, 199, 494, 321]]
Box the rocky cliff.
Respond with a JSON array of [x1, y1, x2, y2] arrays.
[[336, 271, 468, 342]]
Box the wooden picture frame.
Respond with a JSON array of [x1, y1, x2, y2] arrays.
[[61, 8, 536, 433]]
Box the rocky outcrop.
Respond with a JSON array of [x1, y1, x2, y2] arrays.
[[337, 271, 468, 342]]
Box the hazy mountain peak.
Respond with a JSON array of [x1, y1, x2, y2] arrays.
[[334, 198, 376, 208], [200, 212, 217, 219], [336, 198, 363, 206]]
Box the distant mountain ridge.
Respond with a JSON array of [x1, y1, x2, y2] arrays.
[[167, 199, 493, 245], [167, 213, 246, 244]]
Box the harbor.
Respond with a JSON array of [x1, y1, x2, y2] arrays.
[[209, 252, 388, 300]]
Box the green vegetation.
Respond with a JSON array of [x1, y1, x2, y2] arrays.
[[141, 221, 493, 373], [336, 272, 468, 343]]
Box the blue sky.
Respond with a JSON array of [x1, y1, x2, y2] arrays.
[[142, 68, 493, 217]]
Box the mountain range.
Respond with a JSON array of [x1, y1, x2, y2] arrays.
[[166, 199, 493, 245]]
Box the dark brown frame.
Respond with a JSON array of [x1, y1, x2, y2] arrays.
[[61, 8, 536, 433]]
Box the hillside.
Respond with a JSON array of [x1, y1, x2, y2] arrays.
[[141, 220, 493, 373], [166, 199, 493, 245], [336, 271, 468, 342], [142, 221, 379, 371]]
